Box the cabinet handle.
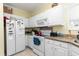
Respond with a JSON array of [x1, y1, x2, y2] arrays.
[[55, 48, 56, 50], [48, 41, 52, 44], [59, 44, 62, 46]]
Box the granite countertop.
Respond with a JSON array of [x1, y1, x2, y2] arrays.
[[43, 35, 79, 47]]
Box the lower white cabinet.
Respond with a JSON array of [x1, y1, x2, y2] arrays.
[[27, 35, 33, 48], [45, 39, 55, 56], [70, 51, 79, 56], [25, 35, 33, 48], [25, 35, 79, 56], [25, 35, 28, 46], [68, 44, 79, 56], [45, 39, 68, 56], [54, 46, 68, 56]]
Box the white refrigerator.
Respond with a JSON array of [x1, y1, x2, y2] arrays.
[[4, 13, 25, 56]]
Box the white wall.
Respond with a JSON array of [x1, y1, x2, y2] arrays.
[[0, 3, 4, 56]]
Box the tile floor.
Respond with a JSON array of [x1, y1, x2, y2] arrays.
[[14, 47, 37, 56]]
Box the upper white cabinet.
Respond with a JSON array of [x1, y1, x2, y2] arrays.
[[68, 4, 79, 30], [69, 5, 79, 20], [24, 19, 29, 28], [47, 5, 64, 26], [30, 17, 39, 27], [30, 4, 64, 27], [68, 43, 79, 56], [35, 14, 48, 27], [28, 19, 33, 27], [30, 12, 48, 27]]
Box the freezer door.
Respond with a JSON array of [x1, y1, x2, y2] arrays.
[[6, 18, 16, 56]]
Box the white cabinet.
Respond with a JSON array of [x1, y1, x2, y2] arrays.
[[35, 13, 48, 27], [45, 39, 55, 56], [71, 51, 79, 56], [68, 44, 79, 56], [24, 19, 29, 28], [54, 45, 68, 56], [28, 20, 33, 27], [45, 39, 68, 56], [31, 12, 48, 27], [45, 39, 79, 56], [68, 5, 79, 30], [47, 5, 64, 26], [30, 17, 37, 27], [25, 35, 28, 46], [69, 5, 79, 20], [30, 5, 64, 27], [29, 17, 38, 27], [27, 35, 33, 48], [36, 18, 48, 27]]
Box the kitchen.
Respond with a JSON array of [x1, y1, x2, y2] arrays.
[[0, 3, 79, 56]]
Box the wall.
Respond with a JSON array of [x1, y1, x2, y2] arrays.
[[13, 7, 31, 18], [0, 3, 4, 56], [4, 4, 31, 18], [53, 25, 65, 33]]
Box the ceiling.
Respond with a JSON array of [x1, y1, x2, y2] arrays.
[[4, 3, 50, 12], [4, 3, 79, 12]]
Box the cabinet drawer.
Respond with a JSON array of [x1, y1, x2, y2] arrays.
[[45, 39, 68, 48], [71, 51, 79, 56], [60, 42, 68, 48], [45, 39, 54, 44], [53, 45, 68, 56], [52, 40, 68, 48], [55, 45, 68, 52], [45, 39, 61, 45], [70, 44, 79, 54]]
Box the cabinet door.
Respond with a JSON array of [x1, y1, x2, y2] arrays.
[[27, 36, 33, 48], [25, 35, 28, 46], [45, 39, 55, 56], [45, 39, 68, 56], [28, 20, 32, 27], [47, 5, 64, 26], [71, 51, 79, 56], [69, 5, 79, 20], [24, 19, 29, 28], [68, 44, 79, 56], [36, 16, 48, 27], [54, 46, 68, 56], [45, 43, 55, 56], [68, 5, 79, 30]]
